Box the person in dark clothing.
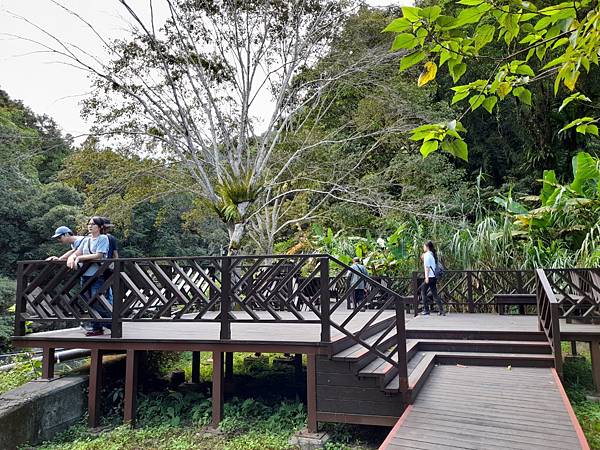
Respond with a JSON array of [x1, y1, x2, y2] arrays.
[[101, 217, 119, 259], [101, 217, 119, 307], [348, 257, 369, 309], [421, 241, 445, 316]]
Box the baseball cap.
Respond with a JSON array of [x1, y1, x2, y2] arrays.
[[51, 226, 73, 238]]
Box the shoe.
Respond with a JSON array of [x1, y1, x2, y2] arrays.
[[421, 312, 430, 316], [80, 325, 93, 332], [85, 329, 105, 337], [438, 311, 446, 316]]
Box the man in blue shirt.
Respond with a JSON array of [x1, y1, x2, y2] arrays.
[[46, 226, 85, 261]]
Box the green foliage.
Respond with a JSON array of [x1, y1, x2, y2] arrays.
[[32, 424, 224, 450], [0, 276, 16, 313], [0, 90, 83, 276], [0, 354, 41, 395], [562, 349, 600, 449], [385, 0, 600, 160], [33, 397, 307, 450], [137, 390, 211, 428]]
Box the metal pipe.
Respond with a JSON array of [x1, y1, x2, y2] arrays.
[[0, 348, 90, 372]]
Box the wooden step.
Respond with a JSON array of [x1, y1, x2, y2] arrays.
[[407, 329, 547, 342], [331, 327, 397, 362], [384, 351, 435, 396], [434, 352, 555, 368], [416, 339, 551, 354], [357, 340, 418, 387], [330, 316, 395, 354]]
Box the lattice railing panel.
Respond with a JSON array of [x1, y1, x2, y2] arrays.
[[119, 258, 222, 320], [544, 269, 600, 320], [18, 260, 115, 323]]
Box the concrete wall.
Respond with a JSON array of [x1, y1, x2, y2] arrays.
[[0, 376, 87, 450]]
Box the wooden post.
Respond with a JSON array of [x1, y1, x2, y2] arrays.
[[306, 353, 317, 433], [466, 271, 474, 313], [88, 349, 103, 428], [211, 351, 224, 427], [14, 262, 26, 336], [220, 258, 231, 340], [41, 347, 55, 380], [111, 260, 123, 338], [124, 349, 139, 425], [411, 271, 419, 317], [161, 264, 174, 318], [225, 352, 234, 380], [395, 295, 408, 392], [551, 302, 563, 378], [590, 340, 600, 394], [320, 257, 330, 343], [192, 351, 201, 383], [571, 341, 578, 356]]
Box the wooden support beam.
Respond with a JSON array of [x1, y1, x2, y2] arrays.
[[88, 349, 103, 428], [124, 349, 139, 425], [225, 352, 234, 380], [192, 351, 201, 384], [571, 341, 578, 356], [590, 340, 600, 394], [211, 351, 224, 427], [306, 353, 317, 433], [41, 347, 55, 380]]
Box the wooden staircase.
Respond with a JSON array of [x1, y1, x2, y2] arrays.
[[316, 320, 553, 425]]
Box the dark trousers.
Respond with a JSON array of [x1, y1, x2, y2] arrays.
[[421, 277, 444, 314], [82, 276, 112, 331], [349, 288, 366, 309]]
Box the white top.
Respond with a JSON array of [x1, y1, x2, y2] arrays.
[[423, 251, 436, 278]]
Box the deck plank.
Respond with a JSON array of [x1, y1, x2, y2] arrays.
[[381, 365, 587, 450]]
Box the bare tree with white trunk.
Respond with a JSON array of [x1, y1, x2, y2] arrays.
[[8, 0, 369, 252]]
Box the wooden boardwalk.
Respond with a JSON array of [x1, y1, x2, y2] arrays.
[[380, 365, 589, 450], [12, 255, 600, 441]]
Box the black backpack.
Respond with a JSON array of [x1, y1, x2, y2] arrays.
[[433, 260, 446, 279]]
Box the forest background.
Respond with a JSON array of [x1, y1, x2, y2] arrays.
[[1, 1, 600, 352]]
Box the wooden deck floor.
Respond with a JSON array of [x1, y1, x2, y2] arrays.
[[12, 309, 396, 348], [406, 313, 539, 332], [380, 365, 588, 450], [13, 312, 599, 350]]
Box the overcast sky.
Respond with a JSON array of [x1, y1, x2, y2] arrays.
[[0, 0, 410, 141]]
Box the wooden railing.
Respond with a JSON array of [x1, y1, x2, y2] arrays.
[[388, 270, 536, 316], [543, 268, 600, 320], [14, 254, 409, 393], [535, 268, 563, 376]]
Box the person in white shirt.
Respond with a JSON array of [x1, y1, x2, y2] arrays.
[[421, 241, 445, 316]]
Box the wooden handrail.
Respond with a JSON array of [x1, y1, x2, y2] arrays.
[[535, 268, 563, 377]]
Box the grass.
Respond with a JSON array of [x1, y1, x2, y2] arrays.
[[562, 342, 600, 450]]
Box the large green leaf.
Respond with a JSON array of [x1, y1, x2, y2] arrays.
[[540, 170, 558, 205], [391, 33, 418, 50], [399, 51, 426, 71], [570, 152, 600, 196], [420, 139, 439, 157]]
